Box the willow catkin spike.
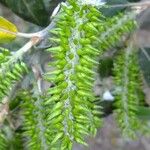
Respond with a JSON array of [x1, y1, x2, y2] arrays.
[[113, 45, 143, 139], [45, 0, 104, 148]]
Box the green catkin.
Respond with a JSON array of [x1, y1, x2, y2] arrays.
[[113, 44, 142, 138], [0, 47, 28, 101], [0, 61, 28, 101], [45, 0, 138, 148], [45, 1, 103, 148], [0, 48, 28, 102], [21, 91, 49, 150], [96, 11, 137, 51]]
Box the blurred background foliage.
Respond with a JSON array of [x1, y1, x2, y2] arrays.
[[0, 0, 64, 26]]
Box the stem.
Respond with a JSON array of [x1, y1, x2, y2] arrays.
[[31, 65, 43, 93], [17, 21, 55, 39], [12, 37, 39, 59], [0, 21, 55, 39]]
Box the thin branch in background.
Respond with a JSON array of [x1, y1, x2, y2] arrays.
[[31, 64, 43, 93], [137, 8, 150, 27], [108, 1, 150, 8], [141, 47, 150, 62], [0, 97, 9, 126]]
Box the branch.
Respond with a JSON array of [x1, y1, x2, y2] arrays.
[[17, 22, 55, 39], [0, 100, 9, 126], [108, 1, 150, 8], [31, 64, 43, 93]]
